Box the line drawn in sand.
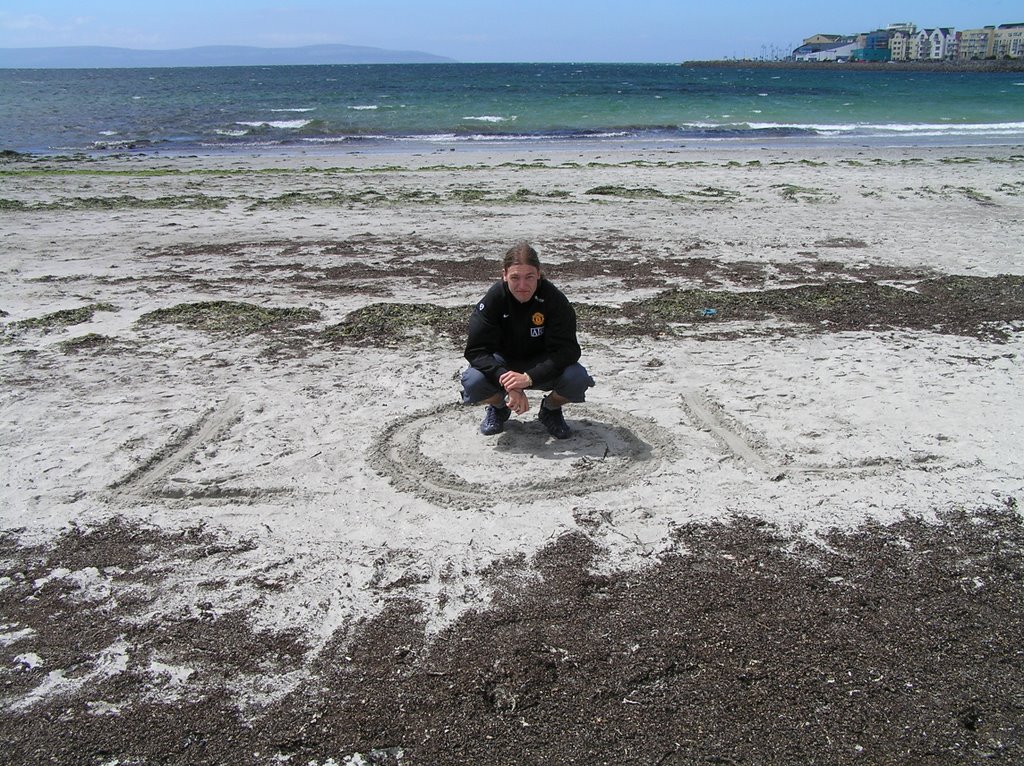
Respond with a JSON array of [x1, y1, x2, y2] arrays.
[[108, 389, 945, 509], [110, 400, 676, 510], [368, 402, 676, 509], [681, 389, 947, 479], [681, 390, 773, 474], [108, 396, 279, 503]]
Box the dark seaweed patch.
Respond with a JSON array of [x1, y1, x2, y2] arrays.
[[137, 301, 321, 335]]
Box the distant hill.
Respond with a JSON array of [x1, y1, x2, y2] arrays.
[[0, 44, 457, 69]]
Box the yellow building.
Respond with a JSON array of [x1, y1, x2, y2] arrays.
[[958, 24, 1024, 59], [992, 23, 1024, 58], [958, 27, 995, 59], [801, 34, 845, 46], [890, 31, 912, 61]]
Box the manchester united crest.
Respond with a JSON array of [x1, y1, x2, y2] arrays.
[[531, 312, 545, 326]]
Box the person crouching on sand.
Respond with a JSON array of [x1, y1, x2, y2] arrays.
[[461, 241, 594, 439]]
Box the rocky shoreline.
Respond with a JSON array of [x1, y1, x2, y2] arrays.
[[682, 58, 1024, 72]]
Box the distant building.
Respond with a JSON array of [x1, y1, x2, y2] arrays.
[[801, 34, 847, 47], [894, 28, 956, 60], [792, 35, 857, 61], [853, 29, 894, 62], [958, 27, 996, 59], [793, 20, 1022, 63], [890, 30, 912, 61], [887, 22, 917, 35], [992, 23, 1024, 58], [793, 42, 858, 62], [926, 28, 957, 59]]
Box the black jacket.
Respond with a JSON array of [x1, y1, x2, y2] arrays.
[[465, 278, 582, 385]]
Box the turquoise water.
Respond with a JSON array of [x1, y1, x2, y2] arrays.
[[1, 63, 1022, 154]]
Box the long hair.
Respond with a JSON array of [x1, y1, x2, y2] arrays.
[[502, 241, 542, 276]]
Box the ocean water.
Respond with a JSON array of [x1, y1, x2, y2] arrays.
[[2, 63, 1023, 155]]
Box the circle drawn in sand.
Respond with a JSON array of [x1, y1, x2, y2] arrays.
[[369, 402, 673, 508]]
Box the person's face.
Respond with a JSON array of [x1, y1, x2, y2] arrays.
[[503, 264, 540, 303]]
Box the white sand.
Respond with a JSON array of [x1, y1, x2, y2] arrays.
[[1, 144, 1022, 682]]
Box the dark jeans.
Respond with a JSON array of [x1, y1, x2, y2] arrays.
[[461, 354, 595, 405]]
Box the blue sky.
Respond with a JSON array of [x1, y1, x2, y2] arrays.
[[1, 1, 1019, 62]]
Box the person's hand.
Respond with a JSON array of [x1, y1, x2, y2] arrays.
[[499, 370, 532, 392], [506, 389, 530, 415]]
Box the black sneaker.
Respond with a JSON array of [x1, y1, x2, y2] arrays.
[[480, 405, 511, 435], [538, 401, 571, 439]]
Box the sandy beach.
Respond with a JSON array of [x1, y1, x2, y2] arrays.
[[2, 142, 1023, 764]]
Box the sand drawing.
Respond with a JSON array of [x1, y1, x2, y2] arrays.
[[368, 402, 676, 507], [106, 398, 680, 507], [680, 390, 773, 473], [108, 397, 246, 502], [105, 387, 941, 508], [681, 388, 947, 478], [107, 393, 874, 512]]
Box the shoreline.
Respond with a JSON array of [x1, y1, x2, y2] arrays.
[[682, 58, 1024, 72], [2, 139, 1023, 175], [6, 130, 1024, 162]]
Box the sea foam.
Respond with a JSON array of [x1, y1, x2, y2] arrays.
[[462, 115, 515, 123], [237, 120, 312, 130]]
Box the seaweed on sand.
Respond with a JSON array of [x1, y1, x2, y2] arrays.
[[58, 333, 116, 353], [11, 302, 117, 332], [324, 303, 467, 347], [580, 276, 1024, 341], [137, 301, 320, 335]]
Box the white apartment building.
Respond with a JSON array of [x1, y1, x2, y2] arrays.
[[890, 30, 911, 60], [891, 27, 956, 61], [923, 28, 956, 59], [992, 23, 1024, 58]]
